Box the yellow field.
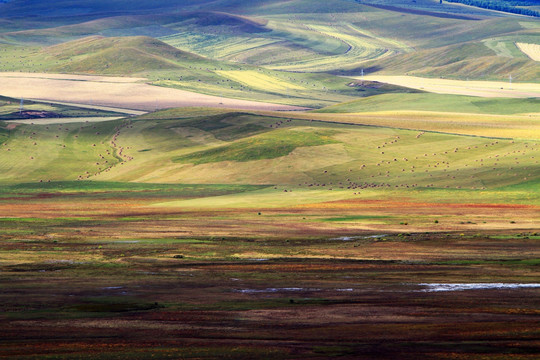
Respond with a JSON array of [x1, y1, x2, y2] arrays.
[[258, 110, 540, 140], [516, 42, 540, 61], [215, 70, 306, 92], [0, 72, 306, 111], [358, 75, 540, 98]]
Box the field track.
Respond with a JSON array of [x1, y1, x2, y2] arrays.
[[357, 75, 540, 98], [0, 72, 308, 112]]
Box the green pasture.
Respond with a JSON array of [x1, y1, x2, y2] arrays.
[[173, 128, 338, 165], [316, 93, 540, 115], [1, 110, 538, 206]]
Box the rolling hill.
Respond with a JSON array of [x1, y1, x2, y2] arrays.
[[1, 110, 538, 208], [1, 0, 537, 79], [43, 35, 202, 74]]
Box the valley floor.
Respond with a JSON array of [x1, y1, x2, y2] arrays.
[[0, 189, 538, 359]]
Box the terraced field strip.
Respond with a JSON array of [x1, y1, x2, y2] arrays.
[[516, 42, 540, 61], [270, 23, 400, 72], [359, 75, 540, 98], [0, 72, 308, 111], [214, 70, 306, 92], [162, 32, 279, 60]]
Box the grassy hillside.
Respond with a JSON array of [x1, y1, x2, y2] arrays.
[[1, 111, 538, 207], [43, 35, 202, 74], [3, 0, 537, 79], [316, 93, 540, 115]]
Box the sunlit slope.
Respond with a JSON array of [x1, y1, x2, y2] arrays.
[[0, 119, 123, 182], [0, 36, 203, 73], [44, 36, 203, 74], [316, 93, 540, 115], [1, 112, 538, 204]]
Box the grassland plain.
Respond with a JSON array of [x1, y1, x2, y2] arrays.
[[0, 180, 539, 359], [0, 1, 539, 358]]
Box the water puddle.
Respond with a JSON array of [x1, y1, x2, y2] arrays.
[[330, 234, 388, 241], [418, 283, 540, 292], [235, 287, 321, 294]]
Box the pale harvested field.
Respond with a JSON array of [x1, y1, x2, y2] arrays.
[[516, 42, 540, 61], [357, 75, 540, 98], [6, 117, 124, 125], [0, 72, 307, 111]]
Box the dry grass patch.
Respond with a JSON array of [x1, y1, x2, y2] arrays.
[[516, 42, 540, 61]]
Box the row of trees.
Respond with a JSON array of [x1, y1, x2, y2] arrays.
[[444, 0, 540, 17]]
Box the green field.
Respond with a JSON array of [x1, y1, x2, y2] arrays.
[[1, 110, 538, 208], [316, 93, 540, 115]]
